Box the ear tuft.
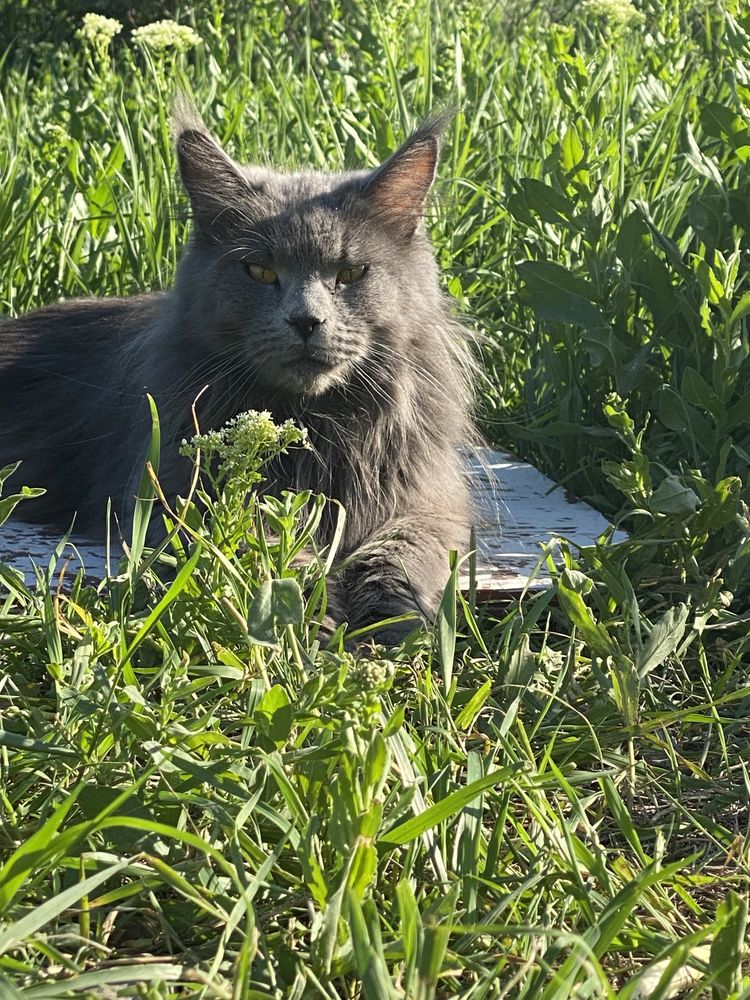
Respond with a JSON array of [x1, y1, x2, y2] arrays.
[[171, 91, 207, 140], [172, 96, 252, 238], [361, 114, 451, 235]]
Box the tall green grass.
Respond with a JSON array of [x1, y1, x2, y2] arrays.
[[1, 0, 749, 996]]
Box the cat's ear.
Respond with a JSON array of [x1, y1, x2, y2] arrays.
[[173, 100, 256, 237], [361, 116, 449, 236]]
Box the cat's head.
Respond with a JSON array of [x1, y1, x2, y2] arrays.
[[173, 104, 449, 400]]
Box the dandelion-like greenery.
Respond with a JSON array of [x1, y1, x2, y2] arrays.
[[349, 655, 397, 693], [581, 0, 645, 29], [180, 410, 307, 486], [76, 12, 122, 58], [132, 19, 202, 53]]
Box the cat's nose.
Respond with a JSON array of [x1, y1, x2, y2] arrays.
[[288, 314, 324, 341]]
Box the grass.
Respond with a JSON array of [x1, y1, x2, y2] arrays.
[[1, 0, 750, 995]]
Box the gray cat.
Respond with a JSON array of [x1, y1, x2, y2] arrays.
[[0, 106, 475, 637]]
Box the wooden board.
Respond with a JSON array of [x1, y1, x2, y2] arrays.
[[0, 449, 626, 594], [464, 450, 627, 595]]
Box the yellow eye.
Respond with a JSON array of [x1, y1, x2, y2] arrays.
[[337, 264, 367, 286], [246, 263, 278, 284]]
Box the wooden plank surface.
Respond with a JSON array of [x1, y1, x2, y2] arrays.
[[0, 449, 626, 592], [464, 450, 626, 594]]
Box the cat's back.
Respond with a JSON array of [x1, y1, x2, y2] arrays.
[[0, 294, 160, 369], [0, 294, 163, 531]]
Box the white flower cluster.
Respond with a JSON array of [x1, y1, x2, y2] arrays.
[[581, 0, 645, 28], [76, 12, 123, 48], [132, 19, 202, 53], [181, 411, 306, 483]]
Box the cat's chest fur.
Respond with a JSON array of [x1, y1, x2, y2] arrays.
[[266, 410, 412, 549]]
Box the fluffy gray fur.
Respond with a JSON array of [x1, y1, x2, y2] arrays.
[[0, 108, 475, 637]]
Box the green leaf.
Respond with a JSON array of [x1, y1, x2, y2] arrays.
[[0, 486, 46, 527], [517, 259, 598, 301], [603, 398, 635, 440], [246, 581, 279, 646], [0, 786, 83, 914], [638, 605, 689, 678], [657, 388, 714, 453], [454, 680, 492, 730], [519, 178, 577, 226], [518, 285, 606, 329], [19, 964, 189, 996], [581, 326, 627, 367], [561, 122, 584, 173], [688, 192, 726, 245], [348, 841, 378, 902], [363, 732, 389, 793], [711, 890, 747, 999], [418, 920, 451, 997], [254, 685, 294, 745], [78, 784, 162, 853], [657, 387, 692, 434], [247, 578, 305, 645], [0, 463, 21, 490], [694, 258, 727, 306], [601, 776, 650, 865], [348, 889, 374, 978], [682, 120, 724, 188], [729, 290, 750, 326], [517, 260, 607, 329], [700, 101, 750, 160], [396, 879, 421, 976], [129, 393, 161, 576], [383, 704, 406, 737], [681, 367, 725, 422], [694, 476, 742, 532], [271, 577, 305, 626], [121, 543, 202, 668], [380, 765, 520, 846], [0, 731, 76, 757], [616, 210, 650, 268], [300, 820, 328, 908], [650, 476, 700, 515], [0, 859, 131, 956], [498, 634, 538, 734], [610, 455, 652, 498], [313, 859, 352, 976], [610, 655, 640, 727], [347, 892, 399, 999], [556, 569, 613, 657], [538, 859, 692, 1000], [436, 552, 458, 693]]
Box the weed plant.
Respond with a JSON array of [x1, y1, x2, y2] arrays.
[[0, 0, 749, 995]]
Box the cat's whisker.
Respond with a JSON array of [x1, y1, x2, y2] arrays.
[[348, 360, 398, 410], [158, 351, 239, 396], [367, 342, 469, 410], [371, 335, 474, 387], [215, 237, 269, 266], [172, 350, 256, 397], [363, 351, 439, 405]]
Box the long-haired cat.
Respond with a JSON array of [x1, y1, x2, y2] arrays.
[[0, 105, 475, 637]]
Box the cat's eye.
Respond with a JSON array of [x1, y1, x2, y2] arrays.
[[336, 264, 367, 286], [246, 263, 278, 284]]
